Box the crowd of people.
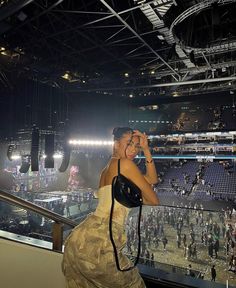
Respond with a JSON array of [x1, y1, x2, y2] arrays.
[[125, 205, 236, 281]]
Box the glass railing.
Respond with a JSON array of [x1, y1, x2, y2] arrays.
[[0, 189, 77, 251], [1, 189, 235, 287]]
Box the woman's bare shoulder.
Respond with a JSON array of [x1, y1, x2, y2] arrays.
[[99, 166, 107, 187], [120, 158, 137, 170]]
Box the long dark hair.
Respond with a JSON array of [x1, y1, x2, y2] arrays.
[[112, 127, 133, 141]]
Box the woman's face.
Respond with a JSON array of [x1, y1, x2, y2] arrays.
[[119, 133, 140, 160]]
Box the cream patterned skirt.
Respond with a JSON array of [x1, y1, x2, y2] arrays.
[[62, 214, 146, 288]]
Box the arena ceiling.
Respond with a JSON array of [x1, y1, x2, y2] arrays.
[[0, 0, 236, 102]]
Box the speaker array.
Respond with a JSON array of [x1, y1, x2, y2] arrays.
[[7, 144, 15, 161], [31, 127, 39, 171], [59, 121, 71, 172], [58, 144, 71, 172], [19, 156, 30, 173], [45, 133, 54, 168], [6, 127, 70, 173]]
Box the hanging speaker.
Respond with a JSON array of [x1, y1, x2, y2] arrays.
[[31, 127, 39, 171], [45, 133, 54, 168], [59, 145, 71, 172], [7, 144, 15, 161], [19, 155, 30, 173], [58, 119, 71, 172]]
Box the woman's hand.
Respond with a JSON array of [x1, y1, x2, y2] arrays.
[[133, 130, 158, 185], [133, 130, 149, 151]]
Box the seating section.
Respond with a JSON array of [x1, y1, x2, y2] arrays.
[[154, 160, 236, 202]]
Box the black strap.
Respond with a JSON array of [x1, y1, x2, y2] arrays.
[[117, 158, 121, 175], [109, 159, 142, 272]]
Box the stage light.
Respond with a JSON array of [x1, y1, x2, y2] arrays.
[[157, 35, 165, 41], [11, 155, 21, 160], [0, 50, 7, 56], [62, 72, 70, 80], [172, 91, 179, 97], [69, 139, 114, 146], [53, 153, 63, 159], [42, 153, 63, 159], [124, 72, 129, 77]]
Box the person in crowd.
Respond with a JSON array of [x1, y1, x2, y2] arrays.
[[162, 235, 168, 251], [62, 127, 159, 288], [211, 265, 216, 281], [186, 264, 195, 277], [150, 253, 155, 267]]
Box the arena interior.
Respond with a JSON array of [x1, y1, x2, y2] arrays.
[[0, 1, 236, 288]]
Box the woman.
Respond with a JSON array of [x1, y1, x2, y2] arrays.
[[62, 127, 159, 288]]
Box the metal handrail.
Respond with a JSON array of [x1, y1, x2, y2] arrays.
[[0, 189, 77, 227], [0, 189, 77, 251]]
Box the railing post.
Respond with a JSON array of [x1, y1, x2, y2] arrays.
[[52, 222, 63, 252]]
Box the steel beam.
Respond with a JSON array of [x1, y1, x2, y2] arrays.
[[100, 0, 181, 79], [72, 76, 236, 92]]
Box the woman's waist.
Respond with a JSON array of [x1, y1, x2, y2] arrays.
[[93, 207, 128, 226]]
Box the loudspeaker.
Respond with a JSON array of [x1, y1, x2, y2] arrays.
[[7, 144, 15, 161], [45, 134, 54, 168], [19, 155, 30, 173], [58, 145, 71, 172], [58, 119, 71, 173], [31, 127, 39, 171]]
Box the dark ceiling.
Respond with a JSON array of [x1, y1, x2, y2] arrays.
[[0, 0, 236, 101]]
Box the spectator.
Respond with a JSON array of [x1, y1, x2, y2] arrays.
[[162, 236, 168, 251], [211, 265, 216, 281]]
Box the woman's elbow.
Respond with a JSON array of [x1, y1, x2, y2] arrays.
[[152, 197, 160, 206], [143, 195, 160, 206], [147, 176, 159, 185], [152, 176, 159, 185]]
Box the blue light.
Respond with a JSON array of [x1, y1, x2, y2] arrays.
[[136, 155, 236, 160]]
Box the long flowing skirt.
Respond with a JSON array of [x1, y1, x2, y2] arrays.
[[62, 214, 145, 288]]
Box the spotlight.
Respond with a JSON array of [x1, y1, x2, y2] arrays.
[[53, 153, 63, 159], [62, 72, 70, 80], [11, 155, 21, 160]]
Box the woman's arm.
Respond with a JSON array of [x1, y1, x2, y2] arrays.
[[143, 147, 158, 185], [121, 158, 160, 206], [133, 130, 158, 185]]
